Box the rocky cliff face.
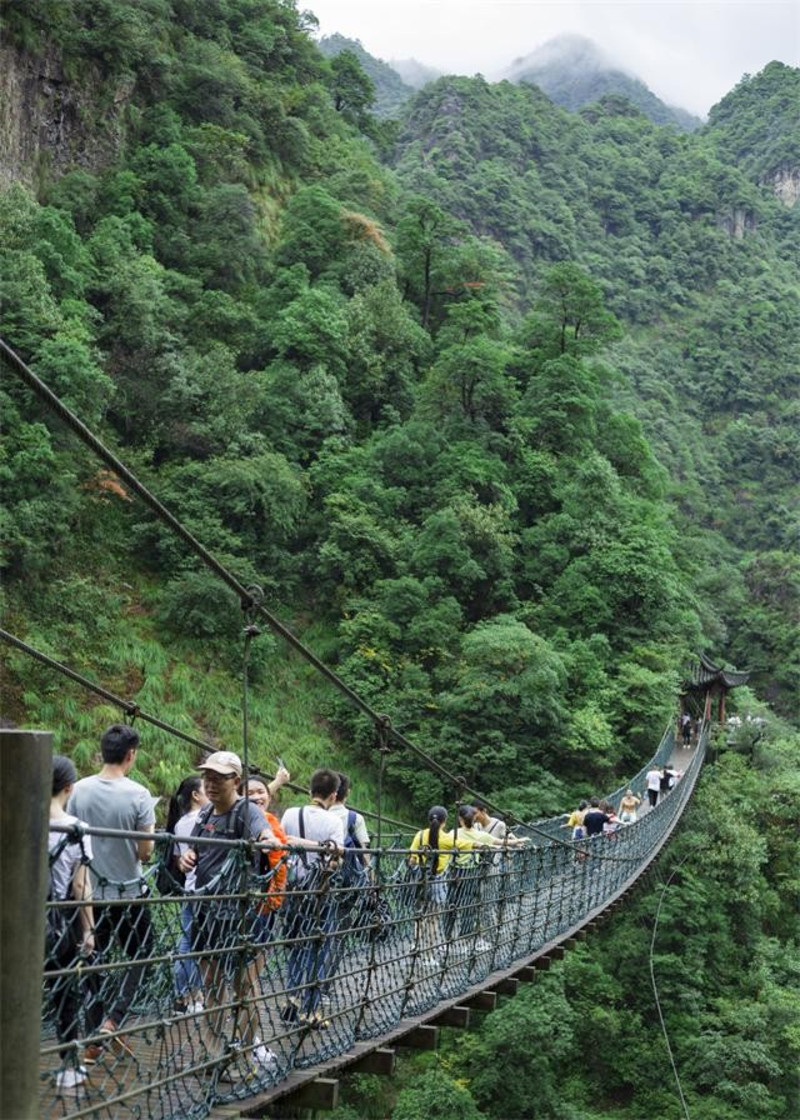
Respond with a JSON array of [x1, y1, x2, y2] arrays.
[[769, 167, 800, 208], [0, 43, 131, 190]]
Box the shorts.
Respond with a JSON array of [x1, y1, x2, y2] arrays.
[[192, 905, 260, 974]]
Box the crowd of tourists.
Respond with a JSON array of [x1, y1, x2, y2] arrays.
[[563, 762, 683, 844], [45, 724, 534, 1093], [46, 721, 690, 1094]]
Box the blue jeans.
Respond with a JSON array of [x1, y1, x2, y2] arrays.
[[174, 903, 202, 998], [285, 897, 336, 1014]]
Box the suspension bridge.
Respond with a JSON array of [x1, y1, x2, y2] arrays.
[[25, 721, 702, 1120], [0, 337, 738, 1118]]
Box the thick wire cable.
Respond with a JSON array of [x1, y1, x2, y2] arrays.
[[0, 625, 416, 833], [0, 337, 549, 836]]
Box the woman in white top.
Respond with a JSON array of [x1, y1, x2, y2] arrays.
[[48, 755, 95, 1091]]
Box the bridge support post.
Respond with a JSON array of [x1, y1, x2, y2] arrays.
[[350, 1048, 396, 1075], [402, 1024, 440, 1050], [0, 728, 52, 1120]]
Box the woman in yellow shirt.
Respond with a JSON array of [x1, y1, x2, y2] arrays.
[[442, 805, 514, 946], [409, 805, 454, 903]]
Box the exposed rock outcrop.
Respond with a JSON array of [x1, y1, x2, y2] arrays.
[[0, 43, 131, 190], [769, 167, 800, 208], [718, 207, 757, 238]]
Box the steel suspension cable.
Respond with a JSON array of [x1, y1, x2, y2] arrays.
[[1, 336, 655, 850], [0, 625, 416, 833], [0, 340, 532, 829]]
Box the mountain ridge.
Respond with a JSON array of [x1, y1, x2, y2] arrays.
[[505, 34, 703, 131]]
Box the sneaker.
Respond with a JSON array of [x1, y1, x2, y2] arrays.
[[300, 1010, 330, 1030], [83, 1043, 105, 1065], [187, 998, 205, 1015], [252, 1042, 279, 1071], [279, 1001, 300, 1024], [56, 1066, 88, 1090], [99, 1018, 134, 1059]]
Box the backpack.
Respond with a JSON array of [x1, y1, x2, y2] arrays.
[[154, 800, 249, 896], [341, 808, 369, 891], [45, 882, 77, 955], [154, 835, 186, 896]]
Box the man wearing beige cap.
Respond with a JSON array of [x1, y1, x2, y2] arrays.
[[178, 750, 281, 1077]]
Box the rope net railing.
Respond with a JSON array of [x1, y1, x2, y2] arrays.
[[40, 728, 705, 1119], [521, 722, 679, 842]]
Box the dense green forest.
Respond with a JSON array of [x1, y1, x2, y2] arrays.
[[1, 2, 798, 1116]]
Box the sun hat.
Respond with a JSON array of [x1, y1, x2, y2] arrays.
[[198, 750, 243, 777]]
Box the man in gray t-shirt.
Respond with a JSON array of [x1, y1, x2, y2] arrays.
[[67, 724, 155, 1059], [69, 774, 155, 896]]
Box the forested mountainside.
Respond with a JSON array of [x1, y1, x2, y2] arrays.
[[1, 0, 798, 795], [506, 34, 702, 132], [1, 3, 798, 1117], [392, 71, 800, 718]]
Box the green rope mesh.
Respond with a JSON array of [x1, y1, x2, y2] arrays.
[[41, 730, 703, 1119]]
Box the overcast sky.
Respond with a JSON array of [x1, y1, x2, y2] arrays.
[[307, 0, 799, 117]]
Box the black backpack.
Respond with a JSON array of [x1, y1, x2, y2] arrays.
[[155, 799, 251, 896], [341, 809, 368, 890], [154, 835, 186, 896]]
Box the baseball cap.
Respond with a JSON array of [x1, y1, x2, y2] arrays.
[[198, 750, 243, 777]]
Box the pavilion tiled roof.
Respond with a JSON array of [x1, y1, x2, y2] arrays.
[[685, 652, 751, 691]]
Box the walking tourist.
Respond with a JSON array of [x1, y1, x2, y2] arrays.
[[177, 751, 281, 1075], [47, 756, 97, 1091], [279, 768, 345, 1028], [68, 723, 156, 1061]]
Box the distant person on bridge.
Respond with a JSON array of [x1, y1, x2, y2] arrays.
[[166, 775, 208, 1015], [473, 800, 508, 841], [680, 712, 692, 748], [329, 771, 371, 893], [645, 765, 663, 808], [68, 723, 155, 1062], [47, 755, 97, 1092], [619, 789, 641, 823], [280, 768, 345, 1028], [564, 800, 589, 839], [442, 805, 522, 950], [582, 798, 610, 838]]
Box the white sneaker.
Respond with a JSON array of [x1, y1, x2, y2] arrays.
[[56, 1066, 88, 1090], [252, 1042, 279, 1071], [187, 998, 205, 1014]]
